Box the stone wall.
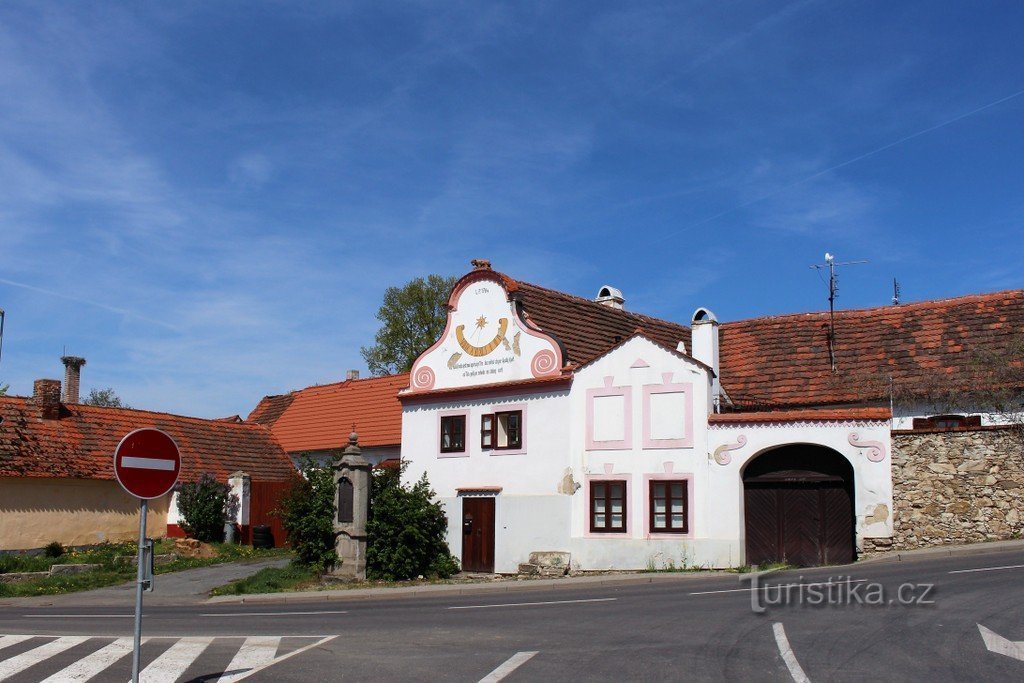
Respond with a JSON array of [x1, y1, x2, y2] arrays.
[[868, 428, 1024, 552]]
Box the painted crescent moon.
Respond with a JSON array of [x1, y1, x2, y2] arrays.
[[456, 318, 509, 357]]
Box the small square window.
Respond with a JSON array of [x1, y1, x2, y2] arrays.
[[481, 410, 522, 450], [649, 480, 687, 533], [590, 480, 627, 533], [441, 415, 466, 453]]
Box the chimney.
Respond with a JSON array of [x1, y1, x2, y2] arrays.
[[61, 356, 86, 404], [690, 308, 720, 411], [32, 379, 62, 420], [594, 285, 625, 310], [346, 369, 360, 381]]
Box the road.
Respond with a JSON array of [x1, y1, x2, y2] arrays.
[[1, 547, 1023, 681]]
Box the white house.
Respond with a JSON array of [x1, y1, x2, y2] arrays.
[[400, 260, 899, 572]]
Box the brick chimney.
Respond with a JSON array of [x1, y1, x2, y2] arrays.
[[61, 356, 86, 404], [346, 369, 360, 381], [32, 379, 62, 420]]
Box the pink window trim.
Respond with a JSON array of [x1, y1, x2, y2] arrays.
[[642, 472, 694, 540], [483, 403, 528, 456], [586, 377, 633, 451], [437, 409, 471, 458], [583, 471, 633, 537], [642, 374, 694, 449]]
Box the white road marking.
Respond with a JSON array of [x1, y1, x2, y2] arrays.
[[479, 651, 539, 683], [137, 636, 212, 682], [39, 637, 137, 682], [773, 623, 811, 683], [0, 636, 32, 652], [449, 597, 616, 610], [690, 579, 867, 596], [0, 636, 88, 681], [120, 456, 176, 470], [23, 615, 136, 619], [224, 636, 337, 682], [978, 624, 1024, 662], [949, 563, 1024, 575], [201, 611, 348, 617], [215, 636, 281, 682]]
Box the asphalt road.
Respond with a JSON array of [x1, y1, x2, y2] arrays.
[[2, 548, 1024, 681]]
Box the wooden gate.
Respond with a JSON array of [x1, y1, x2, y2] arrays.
[[246, 481, 291, 548], [743, 446, 854, 567]]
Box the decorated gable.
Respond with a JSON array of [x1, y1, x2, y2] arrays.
[[409, 266, 563, 392]]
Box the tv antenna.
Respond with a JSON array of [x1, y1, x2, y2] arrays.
[[892, 278, 901, 306], [810, 253, 867, 372]]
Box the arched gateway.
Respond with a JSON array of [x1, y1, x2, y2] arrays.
[[743, 445, 855, 567]]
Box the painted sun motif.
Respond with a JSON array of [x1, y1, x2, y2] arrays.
[[475, 315, 488, 329]]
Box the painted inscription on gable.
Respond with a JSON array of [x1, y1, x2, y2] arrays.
[[409, 278, 562, 391]]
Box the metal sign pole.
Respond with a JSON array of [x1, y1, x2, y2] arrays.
[[131, 498, 147, 683]]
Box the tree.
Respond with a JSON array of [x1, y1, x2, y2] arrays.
[[275, 458, 338, 569], [366, 463, 459, 580], [0, 384, 8, 396], [360, 274, 456, 376], [84, 387, 129, 408], [176, 473, 237, 543]]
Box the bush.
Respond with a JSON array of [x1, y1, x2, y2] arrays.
[[176, 473, 236, 543], [275, 459, 337, 569], [44, 541, 65, 558], [367, 464, 458, 581]]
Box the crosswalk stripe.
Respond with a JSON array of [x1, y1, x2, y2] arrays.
[[39, 637, 137, 683], [216, 636, 281, 682], [137, 637, 212, 683], [0, 636, 33, 653], [0, 636, 89, 681]]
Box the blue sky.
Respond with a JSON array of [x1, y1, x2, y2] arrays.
[[1, 1, 1022, 418]]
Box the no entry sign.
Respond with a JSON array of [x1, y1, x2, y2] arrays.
[[114, 428, 181, 499]]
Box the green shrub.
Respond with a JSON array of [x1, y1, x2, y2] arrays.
[[176, 473, 236, 543], [275, 460, 337, 570], [367, 464, 457, 581], [44, 541, 65, 558]]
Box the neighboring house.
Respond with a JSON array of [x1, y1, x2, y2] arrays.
[[248, 372, 406, 467], [395, 261, 1023, 572], [0, 367, 295, 551]]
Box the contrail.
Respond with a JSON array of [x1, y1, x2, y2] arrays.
[[643, 86, 1024, 245], [0, 277, 179, 332]]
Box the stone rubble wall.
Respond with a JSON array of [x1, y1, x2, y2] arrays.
[[864, 428, 1024, 553]]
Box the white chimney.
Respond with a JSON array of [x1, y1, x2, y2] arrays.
[[346, 369, 360, 381], [690, 308, 720, 411], [594, 285, 624, 309]]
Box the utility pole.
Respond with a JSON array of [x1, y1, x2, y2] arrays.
[[810, 253, 867, 373]]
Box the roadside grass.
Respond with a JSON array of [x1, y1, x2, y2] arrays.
[[0, 541, 291, 598], [733, 561, 793, 574], [210, 563, 321, 596]]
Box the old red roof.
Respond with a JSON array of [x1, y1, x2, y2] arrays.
[[513, 280, 691, 365], [709, 407, 891, 424], [717, 289, 1024, 408], [248, 373, 408, 452], [0, 397, 295, 483]]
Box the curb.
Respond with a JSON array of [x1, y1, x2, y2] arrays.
[[204, 570, 729, 605], [856, 538, 1024, 565]]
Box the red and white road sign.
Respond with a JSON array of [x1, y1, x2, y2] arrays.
[[114, 428, 181, 499]]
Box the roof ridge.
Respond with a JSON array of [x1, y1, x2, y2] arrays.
[[68, 402, 272, 429], [517, 280, 689, 330], [722, 288, 1024, 326]]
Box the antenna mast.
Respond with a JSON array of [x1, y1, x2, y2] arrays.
[[892, 278, 901, 305], [810, 253, 867, 373]]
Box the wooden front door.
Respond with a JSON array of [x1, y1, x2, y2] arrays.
[[461, 497, 495, 573]]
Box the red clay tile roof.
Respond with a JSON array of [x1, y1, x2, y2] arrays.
[[0, 397, 295, 483], [709, 407, 891, 424], [513, 280, 691, 365], [249, 373, 408, 452], [717, 290, 1024, 408]]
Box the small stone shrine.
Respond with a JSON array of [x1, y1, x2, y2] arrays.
[[332, 429, 371, 579]]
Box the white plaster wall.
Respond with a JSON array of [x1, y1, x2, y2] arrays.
[[708, 421, 895, 553], [403, 389, 574, 572], [892, 401, 1023, 429]]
